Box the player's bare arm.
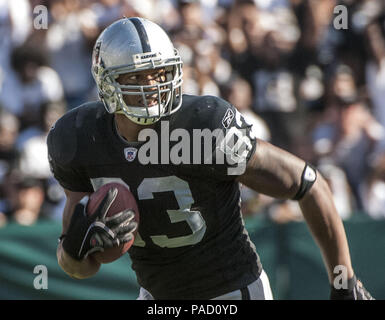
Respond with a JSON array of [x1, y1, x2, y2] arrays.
[[57, 189, 100, 279], [238, 139, 354, 284]]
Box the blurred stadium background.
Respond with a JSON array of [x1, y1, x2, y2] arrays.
[[0, 0, 384, 299]]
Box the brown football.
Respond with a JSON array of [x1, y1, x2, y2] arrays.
[[86, 182, 139, 263]]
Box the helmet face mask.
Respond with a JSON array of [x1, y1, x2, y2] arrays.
[[91, 18, 183, 125]]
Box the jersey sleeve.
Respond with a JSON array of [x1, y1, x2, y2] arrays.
[[47, 111, 94, 193], [190, 96, 258, 180]]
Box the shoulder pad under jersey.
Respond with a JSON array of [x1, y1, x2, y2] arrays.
[[47, 101, 105, 166], [171, 94, 236, 132]]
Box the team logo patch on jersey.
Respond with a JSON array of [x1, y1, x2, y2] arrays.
[[124, 147, 138, 162], [222, 109, 234, 128]]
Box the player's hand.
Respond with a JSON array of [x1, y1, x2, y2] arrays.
[[61, 188, 137, 260], [330, 275, 375, 300]]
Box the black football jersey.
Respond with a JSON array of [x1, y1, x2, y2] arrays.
[[47, 94, 262, 299]]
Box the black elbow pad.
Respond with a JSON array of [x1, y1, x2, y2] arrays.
[[292, 163, 317, 201]]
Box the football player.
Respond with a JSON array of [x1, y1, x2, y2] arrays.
[[47, 17, 373, 300]]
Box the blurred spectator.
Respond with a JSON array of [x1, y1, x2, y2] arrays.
[[298, 65, 325, 113], [123, 0, 180, 29], [17, 104, 59, 180], [45, 0, 96, 109], [17, 101, 67, 221], [2, 170, 45, 226], [364, 10, 385, 156], [8, 45, 64, 129], [88, 0, 124, 30], [312, 97, 384, 211], [0, 110, 19, 170], [173, 0, 228, 96], [362, 153, 385, 219], [226, 0, 301, 151], [0, 99, 66, 227], [317, 158, 355, 220], [0, 0, 33, 115], [0, 110, 20, 226], [173, 0, 223, 43], [225, 0, 262, 82]]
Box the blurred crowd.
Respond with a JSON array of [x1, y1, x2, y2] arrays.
[[1, 0, 385, 227]]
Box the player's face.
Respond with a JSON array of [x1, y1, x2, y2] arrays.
[[116, 68, 167, 108]]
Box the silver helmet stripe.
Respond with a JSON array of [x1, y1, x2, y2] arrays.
[[129, 18, 151, 53]]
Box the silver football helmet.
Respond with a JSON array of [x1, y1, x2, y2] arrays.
[[91, 17, 183, 125]]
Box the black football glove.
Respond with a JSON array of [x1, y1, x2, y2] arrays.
[[330, 275, 374, 300], [61, 187, 137, 260]]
